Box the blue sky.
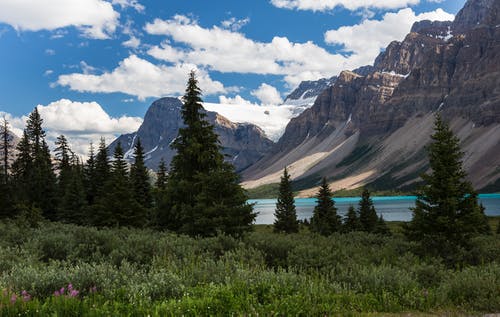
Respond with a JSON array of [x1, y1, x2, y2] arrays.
[[0, 0, 465, 154]]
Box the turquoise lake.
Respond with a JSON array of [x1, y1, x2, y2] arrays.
[[249, 193, 500, 225]]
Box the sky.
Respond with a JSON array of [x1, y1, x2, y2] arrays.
[[0, 0, 466, 155]]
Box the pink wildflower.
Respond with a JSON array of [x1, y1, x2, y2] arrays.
[[10, 293, 17, 304], [69, 290, 79, 297], [68, 284, 73, 291], [90, 286, 97, 293], [21, 290, 31, 302], [54, 290, 60, 297]]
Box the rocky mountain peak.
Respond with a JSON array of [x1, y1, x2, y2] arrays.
[[452, 0, 500, 33]]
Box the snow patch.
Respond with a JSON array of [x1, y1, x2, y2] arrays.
[[204, 102, 309, 141], [437, 102, 444, 111], [124, 134, 137, 159], [380, 71, 410, 78]]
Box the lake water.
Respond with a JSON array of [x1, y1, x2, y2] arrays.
[[249, 193, 500, 224]]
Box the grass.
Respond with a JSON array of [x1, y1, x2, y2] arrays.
[[0, 220, 499, 315]]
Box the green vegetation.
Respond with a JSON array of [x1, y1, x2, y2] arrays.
[[405, 114, 491, 265], [273, 167, 299, 233], [310, 177, 341, 235], [246, 183, 281, 199], [0, 221, 499, 316]]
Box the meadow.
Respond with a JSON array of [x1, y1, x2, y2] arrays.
[[0, 219, 499, 316]]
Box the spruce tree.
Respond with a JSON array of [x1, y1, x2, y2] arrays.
[[84, 142, 97, 206], [310, 177, 341, 235], [59, 155, 87, 224], [0, 117, 13, 218], [94, 137, 110, 200], [54, 135, 73, 220], [343, 205, 360, 233], [405, 114, 490, 263], [155, 158, 168, 190], [160, 71, 255, 236], [93, 143, 145, 227], [358, 188, 378, 233], [273, 167, 299, 234], [130, 138, 152, 209], [11, 108, 57, 219]]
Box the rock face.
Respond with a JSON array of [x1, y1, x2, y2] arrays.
[[284, 76, 337, 106], [110, 98, 274, 172], [243, 0, 500, 194]]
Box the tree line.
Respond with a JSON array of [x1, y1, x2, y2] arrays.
[[0, 72, 255, 237], [273, 167, 389, 236]]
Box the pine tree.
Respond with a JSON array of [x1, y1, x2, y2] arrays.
[[405, 114, 490, 263], [84, 142, 97, 206], [59, 155, 87, 224], [358, 188, 378, 233], [274, 167, 299, 234], [93, 143, 144, 227], [155, 158, 168, 190], [343, 205, 360, 233], [54, 135, 73, 220], [0, 117, 13, 218], [159, 71, 255, 236], [310, 177, 341, 235], [11, 108, 57, 219], [93, 137, 110, 200], [130, 138, 152, 209]]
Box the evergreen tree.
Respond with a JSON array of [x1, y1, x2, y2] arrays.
[[310, 177, 341, 235], [159, 71, 255, 236], [11, 108, 57, 219], [84, 142, 97, 206], [59, 155, 87, 224], [358, 188, 378, 233], [273, 167, 299, 234], [155, 158, 168, 190], [54, 135, 73, 220], [374, 214, 391, 236], [405, 114, 490, 263], [343, 205, 360, 233], [93, 137, 110, 200], [0, 117, 13, 218], [130, 138, 152, 209], [93, 143, 144, 227]]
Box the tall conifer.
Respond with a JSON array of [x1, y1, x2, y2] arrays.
[[130, 138, 152, 209], [405, 114, 490, 263], [273, 167, 299, 233], [358, 188, 378, 233], [310, 177, 341, 235]]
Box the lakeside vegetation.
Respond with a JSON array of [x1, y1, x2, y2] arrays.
[[1, 220, 499, 316]]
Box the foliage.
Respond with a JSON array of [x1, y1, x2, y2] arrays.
[[310, 177, 341, 235], [158, 71, 254, 237], [343, 205, 360, 232], [405, 114, 491, 265], [359, 188, 378, 233], [273, 167, 298, 234], [0, 221, 499, 315]]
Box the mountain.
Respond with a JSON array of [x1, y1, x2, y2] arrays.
[[283, 76, 337, 107], [109, 97, 274, 172], [242, 0, 500, 195]]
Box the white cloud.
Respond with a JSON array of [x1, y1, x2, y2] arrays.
[[221, 17, 250, 31], [57, 55, 227, 100], [0, 0, 119, 39], [1, 99, 142, 157], [324, 8, 454, 66], [251, 83, 283, 105], [122, 35, 141, 48], [270, 0, 420, 11], [44, 70, 54, 76], [145, 15, 354, 87], [45, 49, 56, 56], [112, 0, 145, 12], [218, 95, 257, 106]]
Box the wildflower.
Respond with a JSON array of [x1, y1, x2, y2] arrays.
[[54, 290, 60, 297], [90, 286, 97, 293], [68, 284, 73, 291], [10, 293, 17, 304], [69, 290, 79, 297], [59, 287, 65, 294], [21, 290, 31, 302]]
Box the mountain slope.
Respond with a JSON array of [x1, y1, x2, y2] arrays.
[[110, 98, 274, 172], [242, 0, 500, 195]]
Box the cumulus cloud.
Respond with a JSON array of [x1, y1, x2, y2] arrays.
[[270, 0, 420, 11], [122, 35, 141, 48], [1, 99, 142, 157], [221, 17, 250, 31], [324, 8, 454, 66], [112, 0, 145, 12], [219, 95, 257, 106], [145, 15, 355, 87], [0, 0, 119, 39], [57, 55, 227, 100], [251, 84, 283, 105]]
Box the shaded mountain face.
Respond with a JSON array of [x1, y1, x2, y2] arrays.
[[243, 0, 500, 194], [109, 97, 274, 172]]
